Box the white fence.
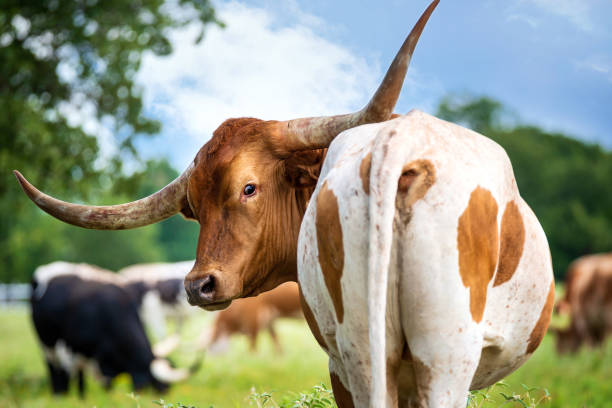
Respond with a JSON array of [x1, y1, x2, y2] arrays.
[[0, 283, 30, 306]]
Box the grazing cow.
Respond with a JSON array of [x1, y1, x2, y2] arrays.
[[553, 253, 612, 354], [204, 282, 302, 352], [31, 262, 192, 396], [15, 1, 555, 406], [119, 261, 195, 339]]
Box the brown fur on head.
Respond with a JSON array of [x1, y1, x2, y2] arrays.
[[183, 119, 326, 310]]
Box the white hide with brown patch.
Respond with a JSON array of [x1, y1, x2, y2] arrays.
[[298, 111, 554, 408]]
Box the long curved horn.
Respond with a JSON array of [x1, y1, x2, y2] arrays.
[[13, 166, 192, 230], [153, 334, 181, 358], [150, 358, 190, 383], [151, 346, 203, 383], [273, 0, 439, 151]]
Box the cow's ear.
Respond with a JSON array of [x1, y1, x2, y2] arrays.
[[283, 149, 327, 188]]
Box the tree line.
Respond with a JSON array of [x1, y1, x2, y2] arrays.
[[1, 1, 610, 281], [1, 0, 217, 281], [3, 95, 611, 282]]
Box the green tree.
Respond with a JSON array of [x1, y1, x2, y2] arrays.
[[114, 159, 199, 263], [1, 0, 219, 281], [437, 95, 612, 279]]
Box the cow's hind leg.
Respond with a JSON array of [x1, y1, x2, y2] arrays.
[[328, 358, 355, 408], [402, 334, 480, 408], [330, 323, 404, 408], [398, 255, 481, 406], [400, 308, 481, 408]]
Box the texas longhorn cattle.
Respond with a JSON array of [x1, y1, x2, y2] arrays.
[[15, 1, 555, 406], [553, 253, 612, 354], [204, 282, 302, 353], [119, 261, 195, 340], [31, 262, 192, 396]]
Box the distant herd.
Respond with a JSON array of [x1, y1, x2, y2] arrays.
[[30, 260, 302, 396], [28, 254, 612, 398]]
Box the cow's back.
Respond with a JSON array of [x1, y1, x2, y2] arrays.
[[259, 282, 301, 316], [213, 282, 301, 332], [578, 255, 612, 336], [564, 253, 612, 304]]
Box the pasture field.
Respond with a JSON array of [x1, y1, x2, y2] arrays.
[[0, 306, 610, 408]]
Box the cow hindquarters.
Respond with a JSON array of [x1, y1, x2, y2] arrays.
[[399, 288, 481, 406], [329, 307, 405, 408]]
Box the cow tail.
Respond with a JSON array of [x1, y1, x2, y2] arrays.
[[367, 127, 404, 407]]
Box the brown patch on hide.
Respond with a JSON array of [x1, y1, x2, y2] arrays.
[[359, 153, 372, 195], [457, 187, 499, 323], [330, 371, 355, 408], [493, 201, 525, 287], [527, 281, 555, 354], [299, 290, 328, 351], [316, 182, 345, 323]]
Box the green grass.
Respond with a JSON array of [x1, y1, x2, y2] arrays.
[[0, 307, 610, 407]]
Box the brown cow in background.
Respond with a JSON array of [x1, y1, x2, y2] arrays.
[[554, 253, 612, 354], [202, 282, 302, 353]]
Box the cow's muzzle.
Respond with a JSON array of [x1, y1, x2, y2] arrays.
[[184, 274, 233, 311], [185, 274, 216, 305]]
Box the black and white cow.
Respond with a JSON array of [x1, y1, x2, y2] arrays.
[[31, 262, 191, 396], [119, 261, 195, 340]]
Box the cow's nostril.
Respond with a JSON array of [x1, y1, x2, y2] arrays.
[[200, 275, 215, 296], [185, 274, 217, 306]]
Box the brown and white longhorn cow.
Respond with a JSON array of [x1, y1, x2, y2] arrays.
[[15, 1, 555, 406]]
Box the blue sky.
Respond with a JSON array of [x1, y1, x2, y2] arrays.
[[134, 0, 612, 170]]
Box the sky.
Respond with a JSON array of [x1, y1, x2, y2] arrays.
[[134, 0, 612, 171]]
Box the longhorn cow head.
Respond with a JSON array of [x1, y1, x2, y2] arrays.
[[15, 0, 439, 310]]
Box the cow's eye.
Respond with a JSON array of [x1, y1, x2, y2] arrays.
[[243, 184, 256, 197]]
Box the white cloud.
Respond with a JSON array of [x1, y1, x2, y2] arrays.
[[514, 0, 594, 32], [575, 54, 612, 82], [57, 98, 116, 166], [136, 1, 379, 168], [506, 13, 539, 29]]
